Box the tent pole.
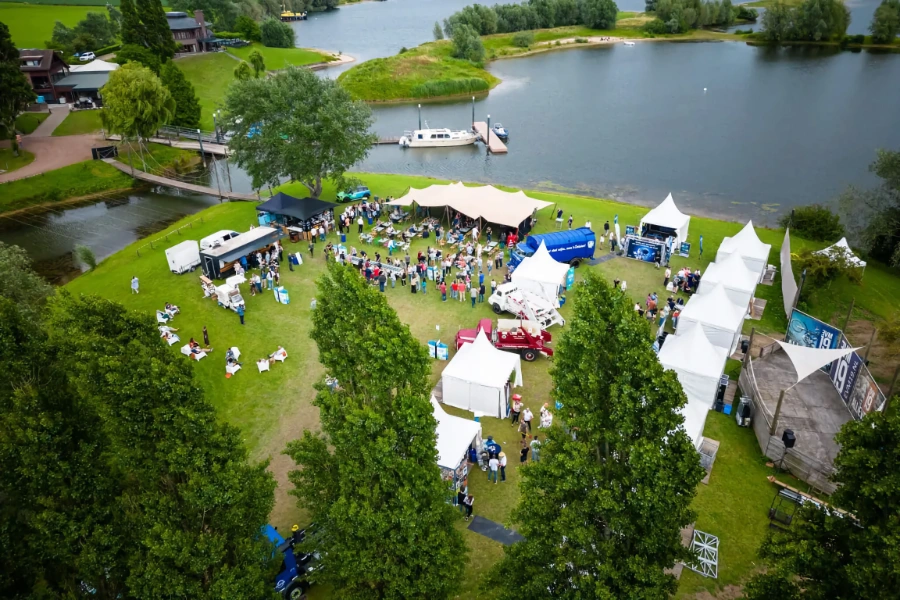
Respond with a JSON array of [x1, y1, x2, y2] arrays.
[[842, 298, 855, 332], [769, 389, 786, 437], [862, 328, 877, 363]]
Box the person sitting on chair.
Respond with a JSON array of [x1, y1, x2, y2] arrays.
[[189, 338, 212, 353], [165, 303, 180, 315]]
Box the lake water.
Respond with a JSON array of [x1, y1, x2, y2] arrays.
[[2, 0, 898, 279]]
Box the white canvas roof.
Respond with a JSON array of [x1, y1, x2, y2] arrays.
[[510, 242, 569, 305], [777, 341, 860, 388], [781, 229, 799, 318], [441, 330, 523, 418], [697, 252, 758, 307], [69, 59, 119, 73], [387, 182, 553, 228], [679, 395, 712, 450], [815, 237, 867, 268], [432, 397, 482, 470], [640, 193, 691, 243], [717, 220, 772, 279], [678, 283, 746, 352]]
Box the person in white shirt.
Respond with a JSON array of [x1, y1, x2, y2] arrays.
[[585, 220, 592, 229], [472, 226, 479, 241], [522, 407, 534, 433], [488, 456, 499, 484], [499, 452, 507, 482], [357, 216, 364, 234]]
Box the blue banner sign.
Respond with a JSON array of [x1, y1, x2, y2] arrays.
[[785, 309, 840, 349]]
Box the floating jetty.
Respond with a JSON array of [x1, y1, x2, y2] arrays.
[[472, 122, 508, 154]]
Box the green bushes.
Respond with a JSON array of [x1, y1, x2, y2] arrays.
[[451, 23, 486, 62], [761, 0, 849, 42], [443, 0, 617, 37], [234, 15, 262, 42], [779, 204, 844, 241], [736, 5, 758, 20], [643, 18, 669, 33], [409, 78, 491, 98], [260, 17, 295, 48], [512, 31, 535, 47], [94, 43, 121, 55]]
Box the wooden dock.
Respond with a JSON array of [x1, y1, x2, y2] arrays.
[[472, 122, 508, 154], [102, 159, 258, 201], [375, 137, 401, 145]]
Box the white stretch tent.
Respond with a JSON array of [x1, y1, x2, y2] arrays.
[[777, 341, 860, 388], [678, 283, 747, 354], [432, 397, 482, 470], [69, 59, 119, 73], [510, 242, 569, 306], [639, 193, 691, 245], [815, 237, 867, 269], [716, 220, 772, 281], [387, 182, 553, 228], [697, 252, 759, 309], [441, 330, 523, 418]]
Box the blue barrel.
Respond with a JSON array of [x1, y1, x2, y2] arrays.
[[340, 233, 347, 243], [367, 217, 373, 225]]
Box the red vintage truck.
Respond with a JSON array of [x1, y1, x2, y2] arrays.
[[455, 318, 553, 361]]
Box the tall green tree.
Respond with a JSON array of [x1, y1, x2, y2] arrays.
[[284, 261, 466, 600], [450, 23, 485, 62], [119, 0, 144, 46], [135, 0, 178, 59], [160, 59, 201, 128], [433, 20, 445, 39], [0, 241, 52, 315], [114, 43, 163, 73], [260, 16, 295, 47], [223, 67, 376, 196], [870, 0, 900, 43], [839, 148, 900, 266], [488, 273, 705, 599], [579, 0, 619, 28], [0, 22, 36, 156], [234, 60, 252, 80], [248, 49, 266, 77], [745, 409, 900, 599], [235, 14, 262, 41], [101, 62, 174, 139]]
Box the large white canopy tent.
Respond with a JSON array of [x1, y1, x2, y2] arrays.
[[716, 220, 772, 281], [660, 325, 729, 410], [441, 330, 523, 418], [639, 193, 691, 245], [510, 241, 569, 307], [386, 182, 553, 228], [678, 283, 747, 353], [697, 252, 759, 309], [431, 397, 482, 471], [814, 237, 867, 271]]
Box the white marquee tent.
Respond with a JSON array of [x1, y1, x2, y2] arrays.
[[69, 59, 119, 73], [639, 193, 691, 245], [386, 182, 553, 228], [659, 326, 729, 449], [510, 242, 569, 306], [814, 237, 867, 270], [432, 397, 482, 471], [441, 330, 523, 418], [716, 220, 772, 281], [678, 283, 747, 353], [697, 252, 759, 309]]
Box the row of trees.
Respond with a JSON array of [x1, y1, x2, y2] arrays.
[[442, 0, 619, 38], [870, 0, 900, 43], [759, 0, 850, 41], [644, 0, 736, 33], [47, 7, 120, 55], [0, 22, 35, 155], [840, 149, 900, 267], [0, 243, 277, 599]]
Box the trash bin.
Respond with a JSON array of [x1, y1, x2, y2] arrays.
[[427, 340, 437, 358], [367, 217, 373, 225], [340, 233, 346, 243]]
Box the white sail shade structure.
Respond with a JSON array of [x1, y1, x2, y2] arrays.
[[431, 397, 482, 470]]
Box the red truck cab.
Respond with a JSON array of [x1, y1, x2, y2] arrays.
[[455, 318, 553, 361]]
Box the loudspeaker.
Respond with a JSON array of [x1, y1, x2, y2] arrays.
[[741, 339, 750, 354], [782, 429, 796, 449]]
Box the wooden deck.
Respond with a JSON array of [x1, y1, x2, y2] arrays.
[[472, 121, 508, 154], [749, 297, 768, 320], [102, 159, 258, 201]]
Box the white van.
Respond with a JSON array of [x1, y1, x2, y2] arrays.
[[200, 230, 241, 251], [165, 240, 201, 275]]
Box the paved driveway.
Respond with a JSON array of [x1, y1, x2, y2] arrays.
[[0, 134, 102, 183]]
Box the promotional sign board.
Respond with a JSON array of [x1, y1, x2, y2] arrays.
[[625, 236, 663, 264], [679, 242, 691, 257], [785, 309, 841, 349], [830, 336, 886, 420], [625, 225, 636, 236]]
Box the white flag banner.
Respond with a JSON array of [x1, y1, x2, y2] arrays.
[[781, 228, 798, 317]]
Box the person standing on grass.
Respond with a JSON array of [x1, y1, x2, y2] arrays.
[[530, 435, 541, 462], [556, 208, 564, 230], [499, 451, 507, 482], [664, 266, 671, 287], [470, 285, 478, 308], [421, 276, 427, 295], [357, 215, 364, 234], [400, 270, 407, 287], [568, 214, 574, 230], [203, 325, 209, 347], [519, 438, 529, 463], [511, 395, 523, 425], [457, 483, 467, 512], [488, 456, 499, 484], [523, 407, 534, 433], [308, 240, 315, 258], [479, 282, 485, 303], [131, 276, 139, 294], [463, 494, 475, 521], [378, 272, 386, 293], [440, 280, 447, 302], [236, 304, 245, 325], [266, 270, 274, 291]]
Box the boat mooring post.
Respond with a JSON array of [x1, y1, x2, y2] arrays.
[[418, 104, 422, 130], [471, 96, 475, 128], [486, 114, 491, 152]]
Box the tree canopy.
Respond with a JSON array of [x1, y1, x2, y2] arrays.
[[47, 9, 120, 54], [745, 409, 900, 599], [101, 62, 175, 141], [839, 148, 900, 267], [0, 242, 52, 315], [119, 0, 178, 61], [284, 261, 466, 600], [249, 49, 266, 77], [488, 272, 704, 599], [223, 67, 376, 196], [260, 16, 295, 48], [870, 0, 900, 43], [0, 22, 36, 152], [760, 0, 850, 41], [160, 60, 202, 128], [451, 23, 486, 62], [114, 43, 163, 73]]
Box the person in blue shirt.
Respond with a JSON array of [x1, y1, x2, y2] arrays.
[[485, 436, 501, 459], [236, 304, 245, 325], [478, 271, 484, 286]]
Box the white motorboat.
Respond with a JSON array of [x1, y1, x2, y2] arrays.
[[623, 41, 636, 46], [399, 127, 477, 148]]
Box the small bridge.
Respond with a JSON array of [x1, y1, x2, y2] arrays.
[[102, 159, 259, 201]]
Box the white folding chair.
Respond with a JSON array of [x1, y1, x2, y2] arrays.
[[257, 360, 270, 373]]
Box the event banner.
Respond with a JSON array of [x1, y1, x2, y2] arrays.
[[781, 229, 799, 318], [625, 225, 636, 236], [830, 336, 886, 420], [625, 237, 662, 264], [785, 309, 841, 349], [679, 242, 691, 257]]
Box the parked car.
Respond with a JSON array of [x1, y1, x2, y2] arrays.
[[336, 185, 371, 202], [79, 51, 95, 62]]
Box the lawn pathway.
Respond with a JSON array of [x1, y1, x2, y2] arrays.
[[29, 105, 69, 137], [0, 134, 101, 183]]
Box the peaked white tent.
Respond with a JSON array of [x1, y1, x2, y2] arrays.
[[697, 252, 759, 309], [777, 341, 860, 388], [678, 283, 747, 353], [815, 237, 867, 270], [441, 330, 523, 418], [639, 193, 691, 245], [510, 241, 570, 306], [679, 394, 713, 450], [432, 397, 482, 471], [660, 325, 729, 410], [387, 182, 553, 228], [716, 220, 772, 281]]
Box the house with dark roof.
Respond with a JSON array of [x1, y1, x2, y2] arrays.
[[167, 10, 214, 53], [18, 49, 70, 104]]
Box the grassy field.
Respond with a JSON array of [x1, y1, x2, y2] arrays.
[[226, 43, 332, 70], [0, 3, 100, 48], [337, 41, 500, 102], [51, 109, 104, 136], [0, 143, 196, 213], [0, 148, 35, 174], [176, 53, 238, 131], [60, 171, 900, 598], [0, 0, 122, 4], [15, 112, 50, 134]]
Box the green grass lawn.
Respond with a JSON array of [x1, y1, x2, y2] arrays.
[[226, 43, 331, 70], [337, 41, 500, 102], [15, 112, 50, 134], [0, 148, 35, 174], [51, 110, 104, 136], [176, 53, 237, 131], [0, 3, 99, 48], [62, 172, 900, 598]]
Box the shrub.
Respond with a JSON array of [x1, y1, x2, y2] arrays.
[[795, 247, 862, 290], [736, 5, 759, 20], [213, 31, 243, 39], [512, 31, 535, 47], [451, 23, 485, 62], [399, 46, 409, 53], [574, 37, 589, 42], [74, 245, 97, 270], [409, 78, 491, 98], [260, 17, 295, 48], [779, 204, 845, 241], [643, 18, 669, 34], [234, 15, 262, 42]]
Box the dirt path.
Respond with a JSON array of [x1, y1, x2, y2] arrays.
[[0, 134, 102, 183], [30, 105, 70, 138]]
